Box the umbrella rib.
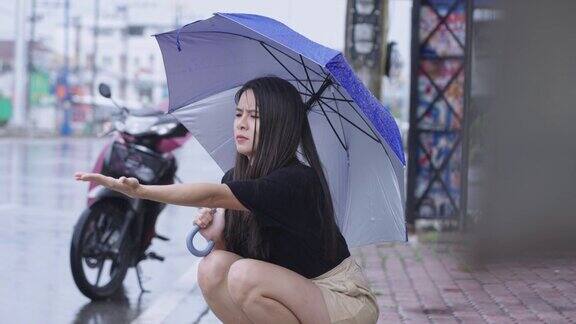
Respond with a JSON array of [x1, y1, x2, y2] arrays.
[[258, 42, 326, 82], [297, 90, 354, 103], [331, 88, 349, 149], [317, 97, 381, 143], [330, 85, 383, 144], [260, 42, 314, 95], [287, 78, 326, 83], [298, 55, 355, 108], [317, 98, 348, 151], [300, 54, 316, 94], [313, 96, 354, 103], [259, 41, 327, 79]]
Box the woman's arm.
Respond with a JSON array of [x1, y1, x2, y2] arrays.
[[74, 172, 249, 212], [140, 182, 247, 210]]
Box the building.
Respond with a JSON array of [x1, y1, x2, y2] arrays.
[[86, 21, 170, 109], [0, 40, 56, 127]]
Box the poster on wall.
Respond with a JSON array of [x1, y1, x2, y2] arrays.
[[408, 0, 469, 220]]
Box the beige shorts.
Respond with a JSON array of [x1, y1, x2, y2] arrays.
[[311, 256, 380, 324]]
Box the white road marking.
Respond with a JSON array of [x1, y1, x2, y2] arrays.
[[131, 258, 204, 324]]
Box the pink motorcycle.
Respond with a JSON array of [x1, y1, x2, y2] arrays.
[[70, 83, 190, 300]]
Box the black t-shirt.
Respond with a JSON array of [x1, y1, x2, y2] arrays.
[[221, 160, 351, 279]]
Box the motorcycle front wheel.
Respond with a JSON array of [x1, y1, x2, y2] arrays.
[[70, 199, 133, 300]]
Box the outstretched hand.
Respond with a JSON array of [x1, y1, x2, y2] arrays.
[[75, 172, 142, 198]]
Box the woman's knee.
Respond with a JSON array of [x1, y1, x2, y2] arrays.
[[226, 259, 261, 307], [197, 250, 236, 295]]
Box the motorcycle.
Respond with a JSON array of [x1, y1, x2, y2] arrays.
[[70, 83, 190, 300]]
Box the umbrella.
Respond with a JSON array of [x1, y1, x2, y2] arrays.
[[154, 13, 406, 256]]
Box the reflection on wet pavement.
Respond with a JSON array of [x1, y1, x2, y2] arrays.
[[0, 138, 223, 323]]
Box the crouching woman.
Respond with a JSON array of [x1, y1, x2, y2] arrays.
[[75, 76, 379, 323]]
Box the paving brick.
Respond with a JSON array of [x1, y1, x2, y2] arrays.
[[358, 236, 576, 324]]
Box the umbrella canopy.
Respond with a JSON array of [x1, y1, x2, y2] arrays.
[[154, 13, 407, 246]]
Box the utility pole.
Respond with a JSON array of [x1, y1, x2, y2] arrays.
[[64, 0, 70, 75], [11, 0, 29, 128], [25, 0, 37, 121], [344, 0, 389, 100], [73, 16, 81, 73], [90, 0, 100, 102], [118, 5, 129, 101], [60, 0, 72, 135]]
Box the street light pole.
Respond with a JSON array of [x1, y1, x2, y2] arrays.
[[11, 0, 29, 128], [25, 0, 37, 123], [118, 5, 129, 101], [64, 0, 69, 75], [73, 16, 81, 73], [90, 0, 99, 102]]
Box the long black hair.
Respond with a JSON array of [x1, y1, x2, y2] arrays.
[[222, 76, 340, 262]]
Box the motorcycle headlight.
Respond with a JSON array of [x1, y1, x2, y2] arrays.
[[150, 122, 178, 136], [124, 116, 158, 135]]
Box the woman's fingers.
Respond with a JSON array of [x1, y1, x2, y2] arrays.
[[194, 218, 209, 228], [74, 172, 89, 181], [196, 215, 212, 227], [75, 172, 111, 186], [194, 207, 214, 228], [126, 177, 139, 188]]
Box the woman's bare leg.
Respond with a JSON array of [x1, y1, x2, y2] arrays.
[[233, 295, 300, 324], [197, 250, 252, 324], [227, 259, 331, 324]]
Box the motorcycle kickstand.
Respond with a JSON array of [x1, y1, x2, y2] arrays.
[[135, 264, 150, 294]]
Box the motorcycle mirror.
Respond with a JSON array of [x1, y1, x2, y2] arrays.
[[98, 83, 128, 115], [99, 83, 112, 98]]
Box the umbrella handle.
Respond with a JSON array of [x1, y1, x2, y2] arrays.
[[186, 224, 215, 257]]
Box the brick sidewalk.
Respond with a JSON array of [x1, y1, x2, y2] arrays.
[[357, 234, 576, 323]]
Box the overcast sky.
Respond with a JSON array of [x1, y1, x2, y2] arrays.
[[1, 0, 348, 52]]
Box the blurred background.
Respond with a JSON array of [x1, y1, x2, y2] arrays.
[[0, 0, 411, 137], [2, 0, 576, 323]]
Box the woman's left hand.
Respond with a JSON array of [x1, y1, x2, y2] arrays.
[[194, 207, 225, 242], [75, 172, 142, 198]]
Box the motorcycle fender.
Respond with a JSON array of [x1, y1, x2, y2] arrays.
[[87, 185, 135, 210]]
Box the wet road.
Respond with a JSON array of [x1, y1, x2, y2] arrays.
[[0, 138, 223, 323]]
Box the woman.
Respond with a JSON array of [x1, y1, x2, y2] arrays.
[[75, 76, 379, 324]]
